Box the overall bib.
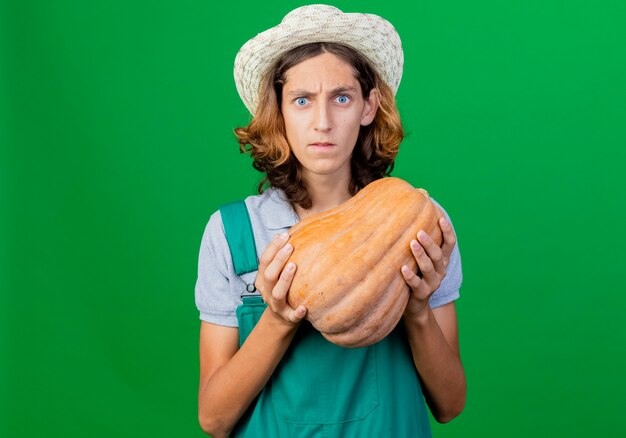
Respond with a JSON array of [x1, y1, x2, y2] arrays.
[[220, 200, 432, 437]]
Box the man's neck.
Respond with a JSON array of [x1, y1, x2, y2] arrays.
[[295, 170, 352, 220]]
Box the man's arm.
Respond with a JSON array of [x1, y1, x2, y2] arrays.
[[198, 312, 300, 437], [400, 215, 466, 423], [197, 233, 307, 437], [404, 301, 466, 423]]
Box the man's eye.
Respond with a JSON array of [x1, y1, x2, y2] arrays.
[[295, 97, 309, 106], [336, 95, 350, 104]]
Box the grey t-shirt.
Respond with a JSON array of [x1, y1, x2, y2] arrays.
[[195, 187, 463, 327]]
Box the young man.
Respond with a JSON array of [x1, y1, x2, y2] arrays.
[[195, 5, 465, 437]]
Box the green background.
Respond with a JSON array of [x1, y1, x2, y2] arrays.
[[2, 0, 625, 436]]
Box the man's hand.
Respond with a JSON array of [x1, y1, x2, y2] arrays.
[[255, 232, 307, 326], [401, 215, 457, 318]]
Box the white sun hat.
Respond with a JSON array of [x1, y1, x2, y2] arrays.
[[234, 4, 404, 115]]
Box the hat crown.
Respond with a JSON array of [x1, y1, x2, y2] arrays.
[[282, 4, 342, 23]]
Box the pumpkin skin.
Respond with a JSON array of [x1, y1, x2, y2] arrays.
[[286, 177, 445, 348]]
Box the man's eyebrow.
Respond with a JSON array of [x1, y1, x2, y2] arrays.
[[331, 86, 359, 94], [286, 89, 312, 97], [286, 86, 359, 96]]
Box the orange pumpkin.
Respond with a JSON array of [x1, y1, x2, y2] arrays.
[[286, 177, 444, 347]]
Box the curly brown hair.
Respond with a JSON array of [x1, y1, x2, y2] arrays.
[[234, 42, 404, 209]]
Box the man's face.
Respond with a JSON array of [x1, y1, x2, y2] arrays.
[[280, 52, 378, 182]]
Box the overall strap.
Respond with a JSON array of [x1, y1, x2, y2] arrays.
[[220, 200, 259, 275], [219, 200, 263, 305]]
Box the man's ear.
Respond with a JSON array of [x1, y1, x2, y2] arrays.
[[360, 88, 380, 126]]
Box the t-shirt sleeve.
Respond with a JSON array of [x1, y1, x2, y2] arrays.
[[194, 210, 240, 327], [428, 198, 463, 309]]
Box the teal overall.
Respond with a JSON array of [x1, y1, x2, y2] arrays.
[[220, 201, 433, 437]]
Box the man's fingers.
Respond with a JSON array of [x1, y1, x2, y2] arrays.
[[439, 217, 457, 262], [417, 230, 444, 274], [272, 262, 296, 302], [264, 242, 294, 283], [258, 232, 289, 271], [287, 305, 307, 323], [401, 265, 422, 291], [410, 239, 435, 277]]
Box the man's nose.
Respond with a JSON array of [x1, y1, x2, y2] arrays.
[[313, 101, 332, 132]]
